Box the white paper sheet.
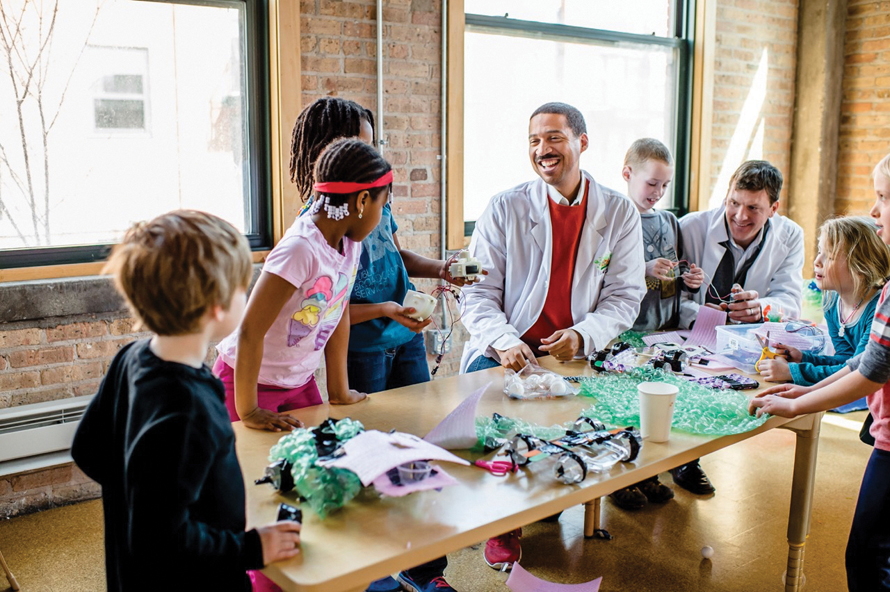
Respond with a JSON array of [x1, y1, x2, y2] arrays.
[[319, 430, 470, 486], [685, 306, 727, 351], [506, 563, 602, 591], [643, 331, 686, 346], [423, 383, 489, 449]]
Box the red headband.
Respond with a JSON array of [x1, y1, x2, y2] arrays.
[[314, 170, 393, 194]]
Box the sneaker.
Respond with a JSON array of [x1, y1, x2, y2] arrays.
[[670, 459, 716, 495], [366, 576, 402, 592], [609, 485, 647, 510], [483, 528, 522, 570], [638, 476, 674, 504], [397, 572, 456, 591]]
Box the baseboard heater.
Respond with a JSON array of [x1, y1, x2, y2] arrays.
[[0, 395, 92, 463]]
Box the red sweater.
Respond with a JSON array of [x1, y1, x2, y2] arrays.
[[522, 185, 589, 355]]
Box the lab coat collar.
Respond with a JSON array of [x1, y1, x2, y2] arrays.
[[530, 171, 607, 275]]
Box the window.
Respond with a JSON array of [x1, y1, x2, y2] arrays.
[[0, 0, 270, 269], [458, 1, 693, 235]]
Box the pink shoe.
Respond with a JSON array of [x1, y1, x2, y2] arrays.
[[483, 528, 522, 570]]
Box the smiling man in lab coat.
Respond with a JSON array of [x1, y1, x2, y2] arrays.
[[459, 101, 646, 571], [672, 159, 804, 497], [459, 102, 646, 376]]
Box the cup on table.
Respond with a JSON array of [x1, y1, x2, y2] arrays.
[[638, 382, 679, 442], [402, 290, 437, 321]]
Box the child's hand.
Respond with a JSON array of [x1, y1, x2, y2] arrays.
[[772, 342, 803, 363], [385, 302, 433, 332], [329, 389, 368, 405], [747, 383, 813, 415], [258, 521, 301, 565], [241, 407, 303, 432], [758, 357, 792, 382], [748, 394, 799, 418], [440, 260, 488, 286], [682, 263, 704, 290], [645, 258, 675, 281]]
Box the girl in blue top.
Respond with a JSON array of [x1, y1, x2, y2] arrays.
[[760, 217, 890, 398]]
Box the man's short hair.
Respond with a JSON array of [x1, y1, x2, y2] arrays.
[[729, 160, 783, 204], [104, 210, 253, 336], [530, 102, 587, 138], [624, 138, 674, 168]]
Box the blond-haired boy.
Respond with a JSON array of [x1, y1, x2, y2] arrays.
[[72, 210, 300, 591]]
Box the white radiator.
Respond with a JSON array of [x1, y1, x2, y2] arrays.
[[0, 395, 92, 463]]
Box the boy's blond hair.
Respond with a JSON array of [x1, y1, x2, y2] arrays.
[[875, 153, 890, 181], [104, 210, 252, 336], [821, 216, 890, 304], [623, 138, 674, 169]]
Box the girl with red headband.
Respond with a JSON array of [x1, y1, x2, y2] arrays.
[[213, 138, 390, 433]]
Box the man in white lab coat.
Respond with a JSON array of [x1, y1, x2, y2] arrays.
[[458, 102, 646, 572], [673, 160, 804, 495], [459, 102, 646, 377]]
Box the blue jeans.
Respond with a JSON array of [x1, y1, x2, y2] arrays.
[[347, 332, 430, 394], [466, 354, 501, 373], [847, 447, 890, 590], [348, 333, 446, 583]]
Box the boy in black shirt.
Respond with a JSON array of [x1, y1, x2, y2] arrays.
[[73, 210, 301, 591]]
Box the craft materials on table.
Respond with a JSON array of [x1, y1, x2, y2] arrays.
[[504, 366, 574, 399], [424, 383, 488, 449], [684, 306, 727, 350]]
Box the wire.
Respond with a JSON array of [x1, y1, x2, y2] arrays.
[[428, 283, 464, 376]]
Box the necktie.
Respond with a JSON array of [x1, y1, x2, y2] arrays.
[[706, 242, 735, 305]]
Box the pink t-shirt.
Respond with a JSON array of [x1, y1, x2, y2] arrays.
[[217, 216, 360, 389]]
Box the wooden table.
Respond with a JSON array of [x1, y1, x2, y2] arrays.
[[235, 357, 821, 592]]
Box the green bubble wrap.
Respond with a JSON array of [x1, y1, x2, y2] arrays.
[[617, 330, 648, 349], [475, 414, 571, 450], [577, 367, 769, 435], [268, 418, 365, 519]]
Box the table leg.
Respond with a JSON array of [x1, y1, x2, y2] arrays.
[[583, 497, 611, 540], [783, 413, 822, 592], [0, 548, 20, 591]]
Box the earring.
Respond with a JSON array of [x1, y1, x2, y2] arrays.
[[359, 209, 363, 219]]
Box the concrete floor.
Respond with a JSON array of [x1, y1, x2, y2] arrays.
[[0, 411, 868, 591]]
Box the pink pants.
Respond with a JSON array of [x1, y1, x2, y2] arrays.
[[212, 358, 323, 422]]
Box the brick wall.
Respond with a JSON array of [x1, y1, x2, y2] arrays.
[[837, 0, 890, 214], [707, 0, 798, 206]]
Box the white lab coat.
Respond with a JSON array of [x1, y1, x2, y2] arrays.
[[678, 206, 804, 328], [459, 171, 646, 372]]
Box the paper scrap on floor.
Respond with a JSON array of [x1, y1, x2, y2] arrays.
[[319, 430, 470, 486], [372, 464, 458, 497], [424, 382, 488, 449], [684, 306, 727, 351], [506, 562, 602, 591]]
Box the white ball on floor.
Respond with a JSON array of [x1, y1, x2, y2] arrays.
[[701, 545, 714, 559]]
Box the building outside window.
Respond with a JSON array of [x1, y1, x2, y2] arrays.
[[0, 0, 269, 268]]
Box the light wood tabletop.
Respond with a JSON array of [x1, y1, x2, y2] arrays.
[[235, 356, 819, 592]]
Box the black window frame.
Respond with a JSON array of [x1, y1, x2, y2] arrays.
[[0, 0, 273, 270], [462, 0, 695, 237]]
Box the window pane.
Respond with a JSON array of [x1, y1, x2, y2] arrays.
[[463, 31, 678, 222], [465, 0, 675, 38], [0, 0, 250, 251]]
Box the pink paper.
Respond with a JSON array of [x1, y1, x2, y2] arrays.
[[506, 563, 602, 591], [424, 383, 489, 449], [372, 464, 458, 497], [685, 306, 727, 351], [692, 356, 736, 371], [752, 323, 824, 352], [643, 331, 685, 346], [319, 430, 470, 486]]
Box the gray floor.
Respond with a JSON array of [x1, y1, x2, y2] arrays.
[[0, 411, 868, 591]]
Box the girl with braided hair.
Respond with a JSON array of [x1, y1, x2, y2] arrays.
[[289, 97, 467, 592]]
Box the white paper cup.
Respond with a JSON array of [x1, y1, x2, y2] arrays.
[[638, 382, 679, 442], [403, 290, 437, 321]]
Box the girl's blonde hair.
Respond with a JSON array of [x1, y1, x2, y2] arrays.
[[820, 216, 890, 307]]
